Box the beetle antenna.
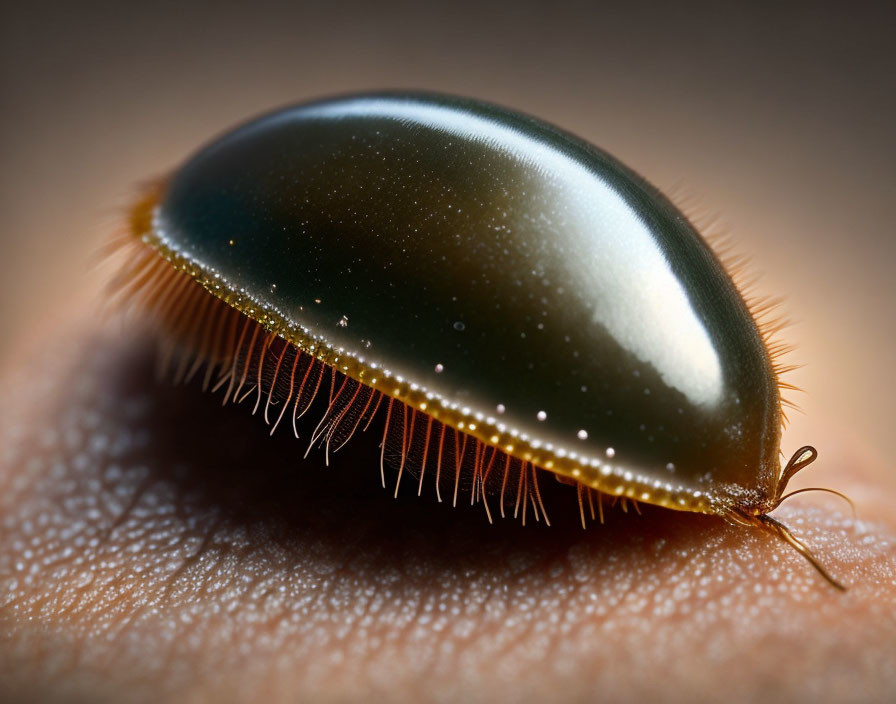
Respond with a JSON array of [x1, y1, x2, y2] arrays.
[[727, 445, 850, 590], [772, 445, 855, 518], [726, 506, 846, 590], [777, 487, 856, 518], [756, 514, 846, 591], [774, 445, 818, 505]]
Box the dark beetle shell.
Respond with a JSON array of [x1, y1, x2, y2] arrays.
[[146, 92, 782, 516]]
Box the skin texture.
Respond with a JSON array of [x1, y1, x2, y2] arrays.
[[1, 316, 895, 703]]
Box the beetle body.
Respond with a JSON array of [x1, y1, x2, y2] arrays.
[[119, 92, 842, 586]]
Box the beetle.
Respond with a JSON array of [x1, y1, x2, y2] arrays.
[[113, 91, 846, 588]]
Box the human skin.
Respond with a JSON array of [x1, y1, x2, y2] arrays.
[[1, 315, 895, 703]]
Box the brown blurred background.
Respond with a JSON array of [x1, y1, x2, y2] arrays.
[[1, 1, 893, 472]]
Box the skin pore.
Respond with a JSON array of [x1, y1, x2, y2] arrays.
[[1, 315, 895, 703]]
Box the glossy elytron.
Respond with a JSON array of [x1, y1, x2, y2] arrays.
[[147, 92, 781, 517]]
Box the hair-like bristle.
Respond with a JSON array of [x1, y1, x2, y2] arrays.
[[672, 193, 805, 428], [109, 236, 626, 528]]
